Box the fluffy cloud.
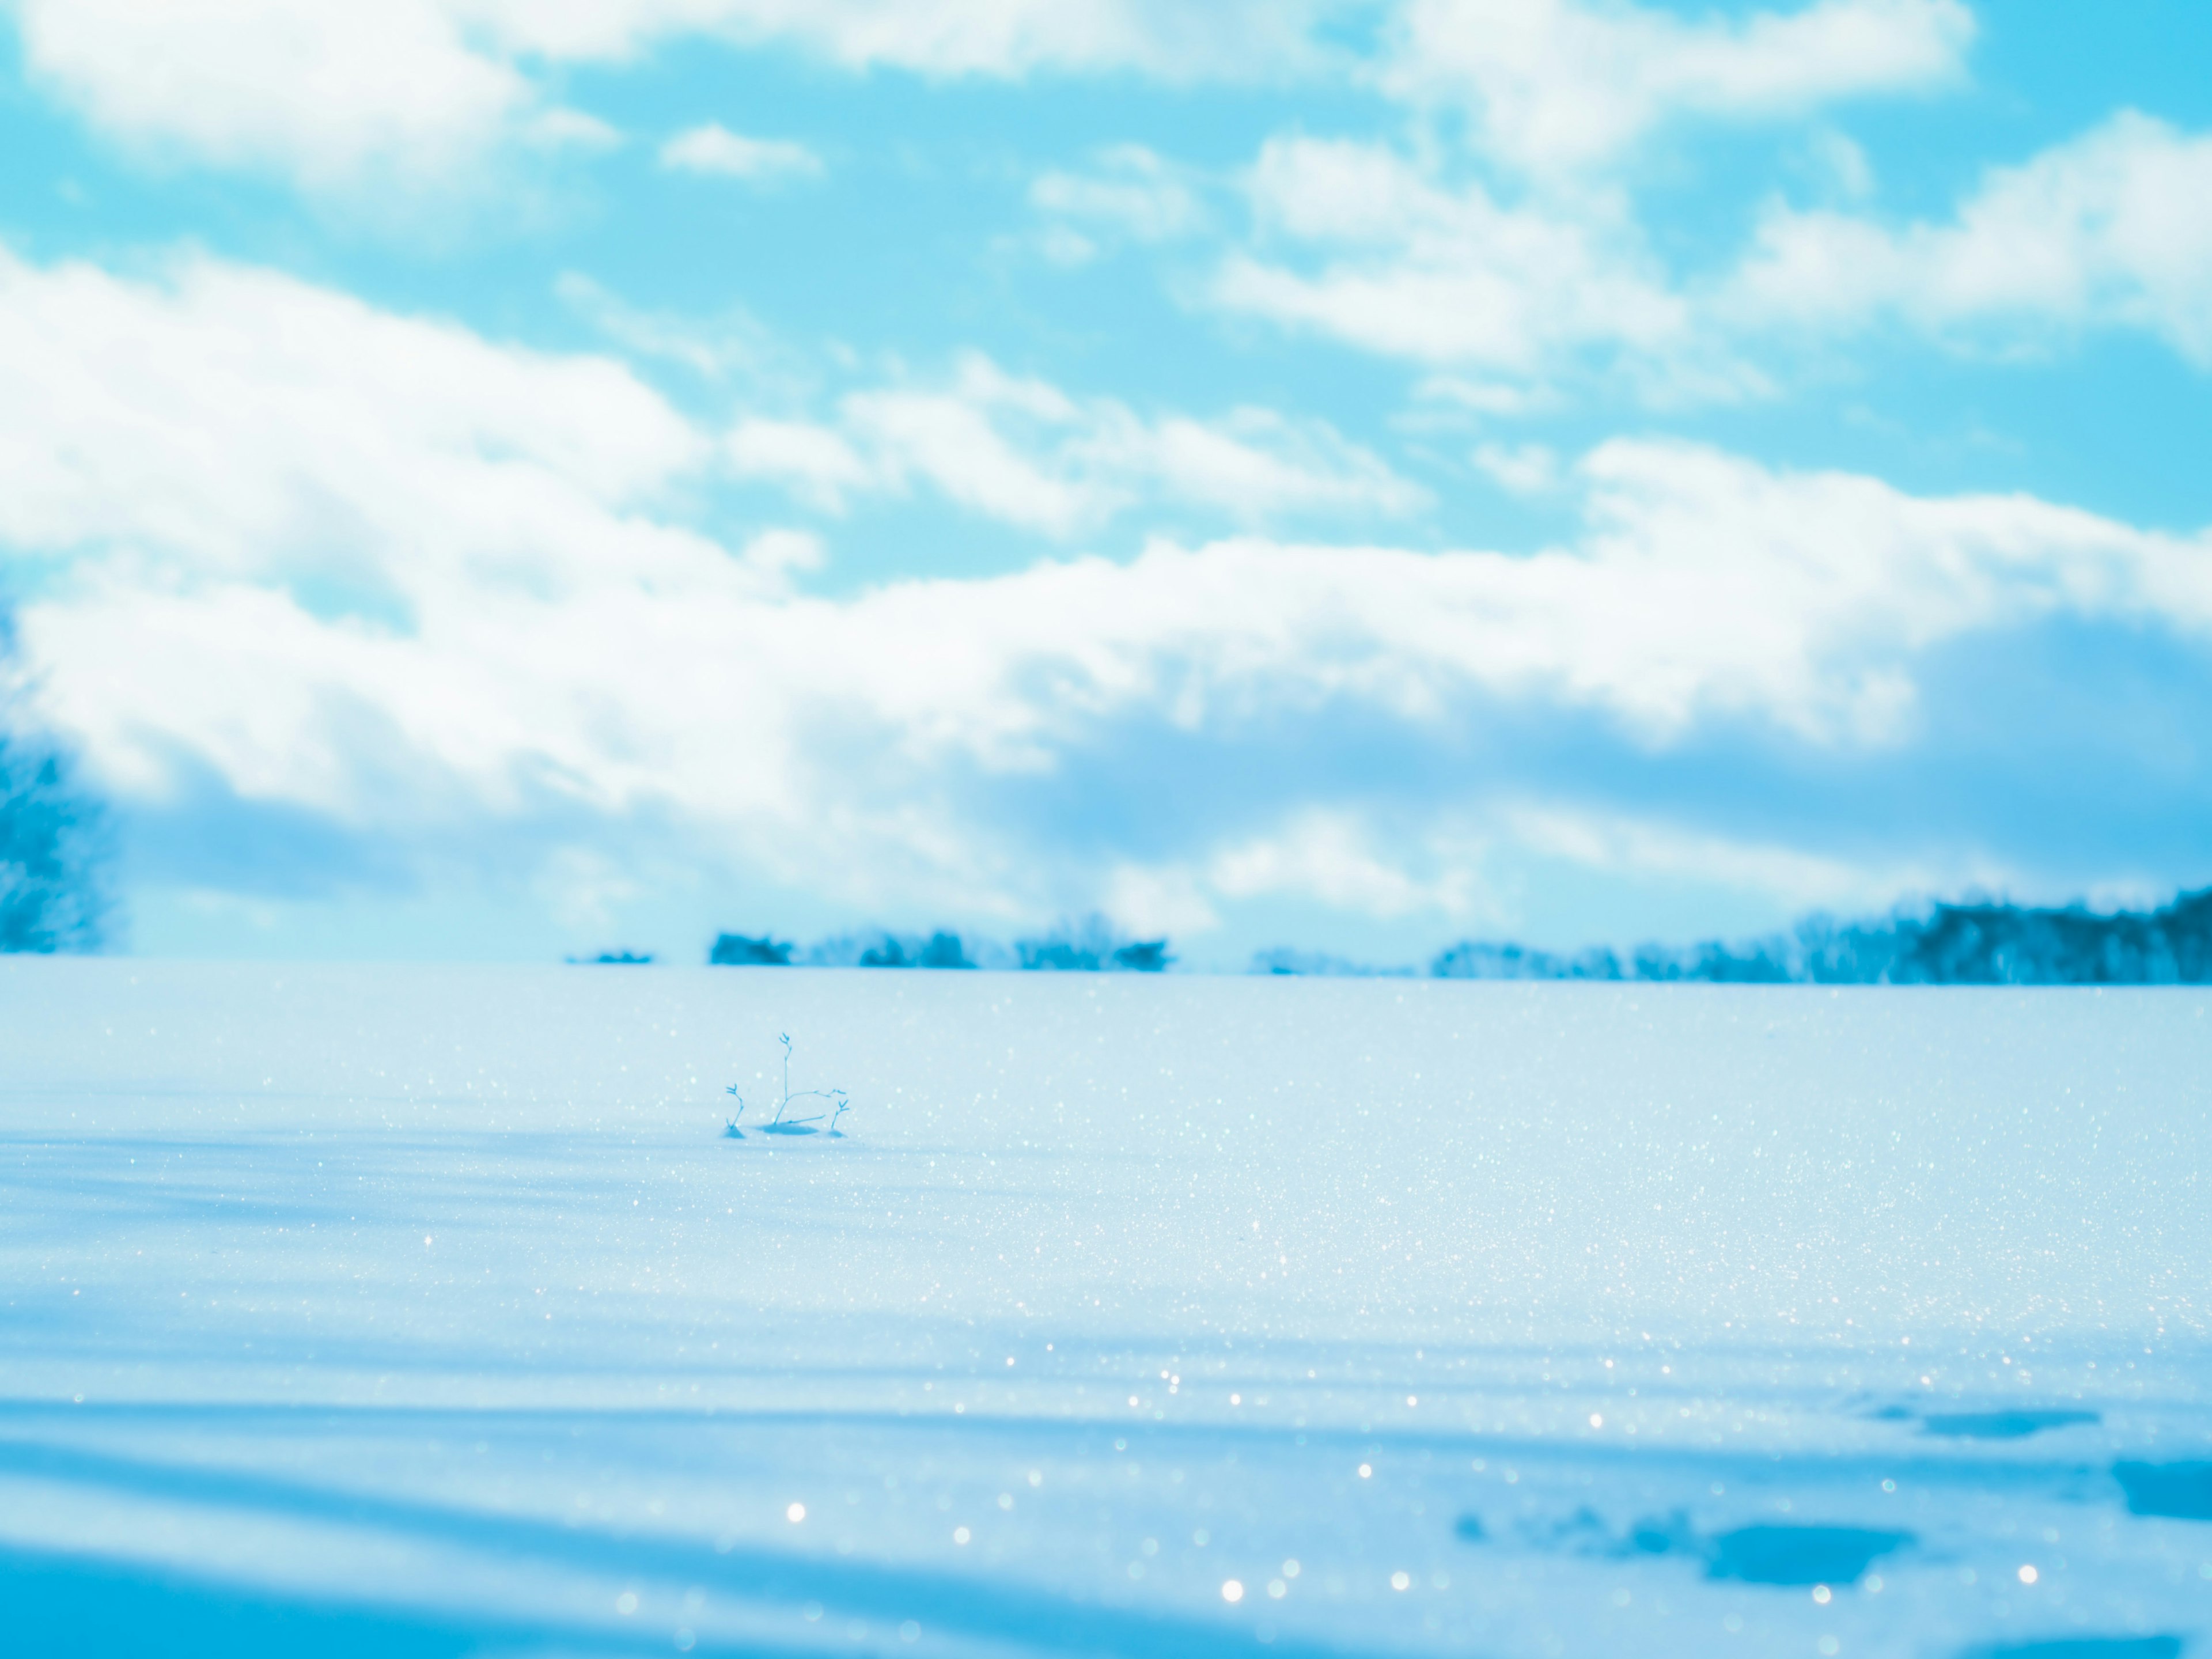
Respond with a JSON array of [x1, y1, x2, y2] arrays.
[[0, 247, 700, 573], [10, 0, 1974, 201], [658, 123, 822, 183], [1492, 802, 1958, 914], [553, 274, 784, 382], [9, 0, 1334, 191], [1473, 442, 1562, 495], [1189, 2, 1975, 392], [8, 244, 2212, 933], [0, 244, 716, 819], [1732, 111, 2212, 364], [11, 0, 543, 190], [1209, 812, 1480, 919], [728, 353, 1429, 533], [1031, 145, 1207, 260], [1383, 0, 1973, 173], [547, 0, 1335, 77], [1215, 108, 2212, 392], [1213, 135, 1715, 387]]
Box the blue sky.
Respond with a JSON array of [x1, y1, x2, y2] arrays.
[[3, 0, 2211, 967]]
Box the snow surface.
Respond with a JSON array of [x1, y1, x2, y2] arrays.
[[3, 959, 2210, 1658]]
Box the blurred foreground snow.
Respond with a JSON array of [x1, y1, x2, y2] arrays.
[[2, 961, 2207, 1657]]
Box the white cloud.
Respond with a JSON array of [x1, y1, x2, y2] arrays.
[[729, 353, 1430, 533], [1031, 145, 1205, 245], [528, 108, 623, 151], [541, 0, 1336, 79], [1089, 812, 1489, 940], [1473, 442, 1560, 495], [727, 421, 877, 513], [740, 527, 828, 579], [1545, 438, 2212, 741], [554, 273, 786, 382], [1217, 107, 2212, 392], [658, 123, 822, 182], [1495, 802, 1952, 912], [1036, 226, 1100, 268], [11, 0, 538, 191], [9, 244, 2212, 927], [1213, 135, 1743, 393], [1408, 376, 1555, 419], [1210, 813, 1476, 919], [1123, 407, 1430, 525], [10, 0, 1336, 193], [841, 362, 1097, 535], [0, 243, 724, 819], [1732, 112, 2212, 365], [1808, 128, 1877, 200], [0, 246, 700, 574], [1383, 0, 1974, 174], [1102, 863, 1219, 938], [1130, 800, 1953, 937]]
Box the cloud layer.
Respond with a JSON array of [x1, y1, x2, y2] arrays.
[[1216, 135, 1695, 380], [659, 123, 823, 183], [728, 355, 1427, 533], [1382, 0, 1974, 173], [10, 0, 1974, 195], [7, 2, 2212, 953], [12, 0, 1336, 191], [1734, 112, 2212, 363], [6, 244, 2207, 938]]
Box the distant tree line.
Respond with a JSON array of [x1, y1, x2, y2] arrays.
[[706, 915, 1173, 972], [1251, 946, 1414, 978], [1416, 888, 2212, 986], [686, 891, 2212, 983]]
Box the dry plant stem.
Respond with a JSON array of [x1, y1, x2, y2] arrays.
[[728, 1034, 848, 1136]]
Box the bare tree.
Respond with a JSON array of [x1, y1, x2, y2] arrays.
[[2, 617, 111, 953]]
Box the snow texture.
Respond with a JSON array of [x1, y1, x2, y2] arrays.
[[2, 960, 2209, 1657]]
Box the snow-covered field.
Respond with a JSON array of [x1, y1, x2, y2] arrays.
[[3, 960, 2209, 1658]]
